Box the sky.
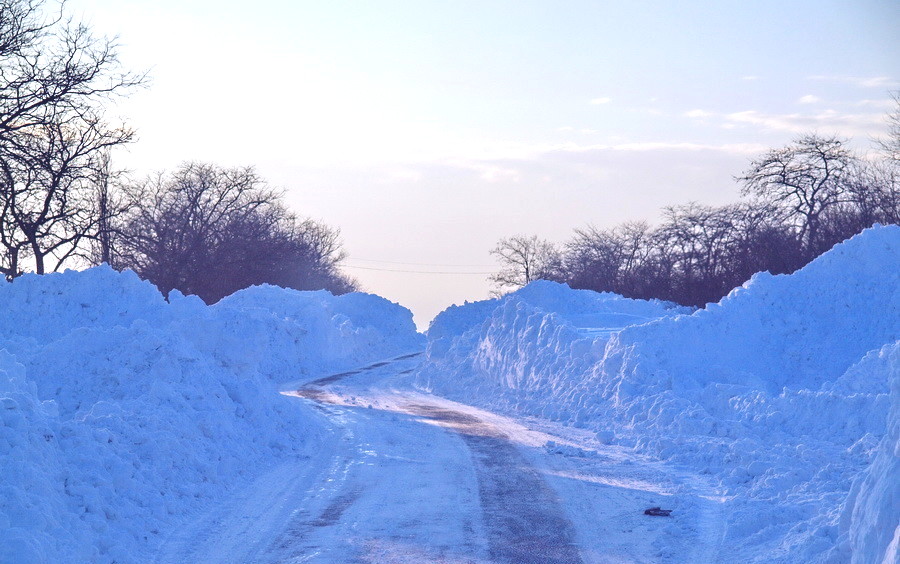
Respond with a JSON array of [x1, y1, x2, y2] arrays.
[[67, 0, 900, 328]]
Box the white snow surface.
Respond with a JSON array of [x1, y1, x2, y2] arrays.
[[839, 342, 900, 564], [0, 266, 422, 564], [416, 225, 900, 563]]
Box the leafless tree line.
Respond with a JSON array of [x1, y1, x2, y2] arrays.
[[0, 0, 356, 300], [106, 163, 356, 303], [492, 126, 900, 306]]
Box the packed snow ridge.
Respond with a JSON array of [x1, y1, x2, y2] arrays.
[[1, 225, 898, 564], [416, 224, 900, 563], [0, 269, 422, 564]]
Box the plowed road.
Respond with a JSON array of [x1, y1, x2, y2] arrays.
[[154, 354, 724, 563]]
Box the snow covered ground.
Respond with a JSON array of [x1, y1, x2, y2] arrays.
[[1, 225, 898, 563]]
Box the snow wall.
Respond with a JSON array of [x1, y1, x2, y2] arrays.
[[0, 266, 423, 564], [416, 224, 900, 563], [839, 342, 900, 564]]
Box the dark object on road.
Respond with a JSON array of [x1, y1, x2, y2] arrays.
[[644, 507, 672, 517]]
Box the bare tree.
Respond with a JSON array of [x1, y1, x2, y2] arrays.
[[0, 0, 144, 279], [553, 104, 900, 307], [111, 163, 356, 302], [726, 202, 802, 278], [564, 221, 654, 297], [738, 134, 858, 258], [564, 226, 622, 293], [489, 235, 560, 294], [557, 201, 808, 307], [862, 162, 900, 224], [111, 163, 277, 296], [877, 91, 900, 164], [861, 92, 900, 225], [91, 150, 119, 265], [655, 203, 741, 305]]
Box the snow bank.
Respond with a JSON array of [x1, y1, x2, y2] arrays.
[[418, 280, 687, 415], [0, 266, 422, 564], [834, 342, 900, 564], [417, 225, 900, 562], [217, 284, 422, 382], [612, 223, 899, 394]]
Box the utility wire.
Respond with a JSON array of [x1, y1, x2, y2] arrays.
[[346, 257, 496, 268], [342, 264, 495, 275]]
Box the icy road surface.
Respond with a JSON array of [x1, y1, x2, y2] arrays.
[[154, 354, 726, 563]]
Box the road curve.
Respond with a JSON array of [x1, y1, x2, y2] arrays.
[[295, 354, 584, 563]]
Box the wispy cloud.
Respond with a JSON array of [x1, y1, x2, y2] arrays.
[[549, 141, 766, 156], [428, 139, 769, 170], [741, 75, 760, 81], [808, 75, 899, 88], [798, 95, 821, 104], [725, 109, 885, 136], [477, 164, 521, 183], [684, 109, 713, 118], [590, 97, 612, 105], [854, 98, 896, 109]]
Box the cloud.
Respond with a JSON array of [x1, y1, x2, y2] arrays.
[[798, 95, 821, 104], [590, 97, 612, 105], [725, 109, 886, 136], [808, 75, 899, 88], [741, 76, 760, 81], [854, 98, 896, 109], [437, 159, 523, 183], [684, 109, 714, 118], [478, 164, 521, 183], [547, 141, 766, 156]]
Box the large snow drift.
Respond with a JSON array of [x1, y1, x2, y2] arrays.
[[838, 342, 900, 564], [0, 267, 422, 564], [417, 225, 900, 562]]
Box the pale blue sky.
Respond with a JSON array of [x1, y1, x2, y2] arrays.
[[70, 0, 899, 327]]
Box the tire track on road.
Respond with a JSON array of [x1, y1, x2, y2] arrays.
[[404, 403, 584, 564]]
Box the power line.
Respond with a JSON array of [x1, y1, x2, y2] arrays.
[[346, 257, 496, 268], [341, 264, 494, 275]]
